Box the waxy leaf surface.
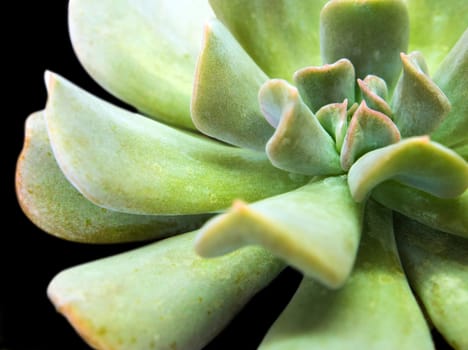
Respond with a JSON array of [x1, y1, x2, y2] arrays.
[[259, 202, 433, 350], [16, 112, 211, 243], [48, 231, 284, 350], [348, 137, 468, 202], [192, 19, 273, 150], [392, 52, 451, 137], [44, 73, 308, 215], [209, 0, 327, 80], [196, 177, 363, 288], [431, 29, 468, 150], [294, 59, 355, 113], [260, 80, 342, 175], [395, 215, 468, 349], [373, 182, 468, 238], [315, 101, 349, 153], [320, 0, 409, 90], [357, 76, 392, 116], [69, 0, 213, 129], [340, 102, 400, 171]]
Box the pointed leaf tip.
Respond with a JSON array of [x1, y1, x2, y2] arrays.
[[191, 19, 273, 150], [48, 231, 283, 349], [357, 76, 392, 116], [44, 72, 308, 215], [196, 177, 364, 288], [392, 52, 451, 137], [44, 70, 53, 91], [259, 202, 433, 350], [340, 101, 400, 171], [16, 112, 212, 243]]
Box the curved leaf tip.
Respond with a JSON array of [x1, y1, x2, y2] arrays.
[[196, 177, 364, 289], [348, 136, 468, 202], [191, 18, 272, 150]]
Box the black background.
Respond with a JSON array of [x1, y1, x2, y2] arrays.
[[3, 2, 452, 350]]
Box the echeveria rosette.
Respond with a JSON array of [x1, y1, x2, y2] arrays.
[[15, 0, 468, 349]]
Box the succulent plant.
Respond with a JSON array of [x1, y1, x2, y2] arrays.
[[16, 0, 468, 349]]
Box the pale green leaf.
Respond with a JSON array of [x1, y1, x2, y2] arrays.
[[357, 76, 392, 116], [348, 137, 468, 202], [195, 176, 364, 288], [44, 72, 308, 215], [340, 101, 400, 171], [259, 79, 342, 176], [392, 52, 451, 137], [315, 101, 348, 152], [320, 0, 409, 90], [259, 201, 433, 350], [48, 231, 284, 350], [69, 0, 213, 129], [293, 59, 355, 113], [16, 112, 211, 243], [431, 29, 468, 148], [373, 181, 468, 238], [191, 19, 273, 150], [360, 75, 389, 100], [209, 0, 328, 80], [395, 215, 468, 350]]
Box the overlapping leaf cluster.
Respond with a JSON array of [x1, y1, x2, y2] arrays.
[[16, 0, 467, 349]]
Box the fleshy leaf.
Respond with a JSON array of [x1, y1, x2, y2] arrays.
[[348, 136, 468, 202], [259, 79, 297, 129], [373, 181, 468, 238], [259, 201, 433, 350], [16, 112, 211, 243], [69, 0, 213, 129], [293, 59, 355, 113], [209, 0, 328, 80], [320, 0, 409, 90], [259, 80, 342, 176], [405, 51, 430, 74], [48, 231, 284, 350], [315, 100, 348, 152], [406, 0, 468, 69], [392, 52, 451, 137], [346, 102, 359, 120], [357, 76, 392, 116], [44, 72, 308, 215], [395, 215, 468, 350], [340, 101, 400, 171], [195, 176, 364, 288], [191, 19, 273, 150], [431, 29, 468, 149], [359, 75, 389, 100]]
